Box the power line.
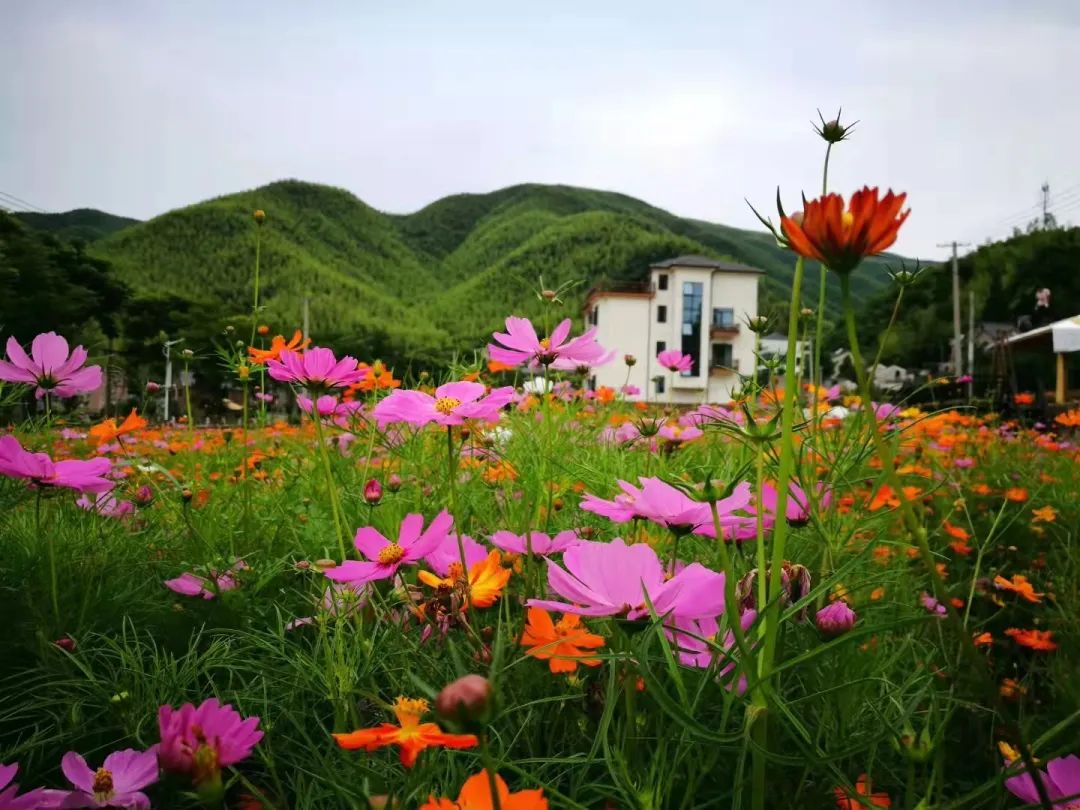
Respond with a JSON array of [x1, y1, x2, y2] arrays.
[[0, 190, 49, 214]]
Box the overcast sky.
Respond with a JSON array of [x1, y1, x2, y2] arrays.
[[3, 2, 1079, 260]]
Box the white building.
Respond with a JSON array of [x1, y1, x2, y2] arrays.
[[758, 332, 811, 377], [584, 255, 762, 403]]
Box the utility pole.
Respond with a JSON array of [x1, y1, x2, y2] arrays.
[[967, 289, 975, 399], [162, 338, 184, 422], [937, 241, 970, 378], [1041, 182, 1051, 228], [302, 296, 310, 342]]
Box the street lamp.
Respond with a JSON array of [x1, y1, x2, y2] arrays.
[[162, 338, 184, 422]]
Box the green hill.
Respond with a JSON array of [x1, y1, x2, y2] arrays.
[[85, 180, 900, 365], [15, 208, 139, 242]]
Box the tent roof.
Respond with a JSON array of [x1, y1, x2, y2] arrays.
[[1006, 315, 1080, 352]]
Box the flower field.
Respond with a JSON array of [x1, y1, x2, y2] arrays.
[[1, 122, 1078, 809]]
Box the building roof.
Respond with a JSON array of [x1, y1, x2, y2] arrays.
[[1006, 315, 1080, 353], [649, 254, 764, 274]]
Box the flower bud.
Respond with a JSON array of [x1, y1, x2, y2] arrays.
[[181, 488, 193, 503], [435, 674, 492, 724], [746, 315, 770, 334], [257, 324, 270, 335], [253, 209, 266, 224], [54, 636, 76, 652], [624, 354, 637, 367], [815, 600, 856, 637], [238, 365, 251, 381], [541, 289, 557, 301], [181, 348, 194, 359], [314, 558, 337, 572], [387, 473, 402, 492], [363, 479, 383, 505], [136, 485, 154, 505], [799, 307, 814, 318], [146, 381, 161, 394]]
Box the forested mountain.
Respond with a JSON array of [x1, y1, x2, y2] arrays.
[[14, 208, 139, 242], [844, 226, 1080, 372], [77, 179, 898, 364]]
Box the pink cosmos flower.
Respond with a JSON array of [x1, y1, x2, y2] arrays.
[[0, 436, 113, 494], [487, 317, 608, 368], [954, 457, 975, 469], [681, 404, 744, 427], [491, 529, 580, 556], [1005, 754, 1080, 809], [298, 394, 365, 429], [157, 698, 263, 784], [0, 332, 102, 399], [372, 381, 514, 427], [266, 347, 365, 391], [669, 609, 757, 689], [621, 384, 641, 396], [657, 350, 693, 374], [920, 591, 946, 617], [757, 481, 831, 527], [424, 533, 488, 576], [815, 601, 856, 636], [657, 423, 704, 444], [325, 511, 454, 584], [581, 477, 753, 537], [77, 492, 135, 519], [56, 748, 158, 809], [164, 560, 247, 599], [527, 538, 727, 620], [549, 347, 617, 372], [0, 762, 48, 809]]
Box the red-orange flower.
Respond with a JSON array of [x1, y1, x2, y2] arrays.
[[332, 697, 477, 768], [1004, 487, 1029, 503], [420, 769, 548, 810], [1013, 392, 1035, 406], [780, 187, 910, 275], [994, 574, 1044, 604], [1004, 628, 1058, 652], [248, 330, 309, 365], [834, 774, 891, 809], [1054, 408, 1080, 427], [520, 607, 605, 674], [89, 409, 148, 445]]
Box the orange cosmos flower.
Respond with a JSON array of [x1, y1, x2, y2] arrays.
[[89, 409, 148, 445], [1013, 392, 1035, 406], [999, 678, 1027, 700], [994, 574, 1044, 604], [333, 697, 478, 768], [418, 550, 511, 608], [1004, 628, 1058, 651], [520, 608, 605, 674], [973, 632, 993, 647], [1031, 505, 1057, 523], [942, 520, 969, 541], [780, 187, 909, 276], [420, 769, 548, 810], [1004, 487, 1029, 503], [1054, 408, 1080, 427], [248, 330, 309, 365], [971, 483, 992, 496], [834, 774, 891, 809]]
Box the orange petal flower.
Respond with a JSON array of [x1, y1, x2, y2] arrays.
[[89, 408, 148, 445], [418, 551, 511, 608], [834, 774, 891, 809], [1031, 505, 1057, 523], [1004, 487, 1029, 503], [994, 574, 1044, 604], [520, 607, 605, 674], [333, 697, 477, 768], [780, 187, 910, 275], [420, 769, 548, 810], [1004, 628, 1058, 652], [248, 330, 309, 365]]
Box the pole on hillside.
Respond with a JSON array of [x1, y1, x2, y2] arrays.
[[938, 240, 970, 378], [162, 338, 184, 423]]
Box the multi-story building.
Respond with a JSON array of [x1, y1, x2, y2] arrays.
[[584, 255, 763, 403]]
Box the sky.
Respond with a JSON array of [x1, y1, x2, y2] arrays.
[[2, 1, 1079, 261]]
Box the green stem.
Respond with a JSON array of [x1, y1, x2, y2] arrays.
[[38, 491, 59, 625], [708, 496, 751, 665], [480, 734, 503, 810], [838, 274, 1055, 810], [312, 406, 348, 560], [446, 426, 470, 587]]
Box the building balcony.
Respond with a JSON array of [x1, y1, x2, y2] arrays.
[[710, 322, 740, 338]]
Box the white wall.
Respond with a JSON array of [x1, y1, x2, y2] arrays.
[[588, 295, 651, 398]]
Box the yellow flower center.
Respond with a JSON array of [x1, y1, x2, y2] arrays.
[[539, 337, 551, 349], [392, 696, 429, 727], [841, 210, 854, 230], [434, 397, 461, 415], [92, 767, 114, 798], [377, 543, 406, 565]]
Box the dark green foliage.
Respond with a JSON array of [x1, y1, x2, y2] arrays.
[[14, 208, 139, 242]]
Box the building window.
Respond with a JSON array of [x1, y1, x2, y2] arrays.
[[680, 281, 703, 376], [712, 307, 734, 328], [654, 376, 665, 395], [711, 343, 734, 368], [657, 305, 667, 323], [589, 307, 598, 326], [655, 340, 666, 356], [658, 273, 669, 291]]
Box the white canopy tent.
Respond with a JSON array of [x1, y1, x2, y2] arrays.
[[1006, 315, 1080, 403]]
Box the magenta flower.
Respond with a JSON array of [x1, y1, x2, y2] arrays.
[[1005, 754, 1080, 809], [265, 347, 365, 391], [0, 332, 102, 399], [488, 317, 608, 368], [920, 591, 947, 617], [657, 350, 693, 374], [57, 748, 158, 809], [527, 538, 726, 620], [372, 381, 514, 427], [657, 423, 704, 444], [325, 511, 454, 584], [757, 481, 831, 527], [669, 609, 757, 689], [0, 762, 48, 810], [157, 698, 263, 785], [77, 492, 135, 519], [164, 561, 247, 599], [549, 347, 617, 372], [815, 601, 856, 637], [0, 436, 113, 494], [491, 529, 579, 556], [424, 533, 488, 575], [581, 477, 753, 537]]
